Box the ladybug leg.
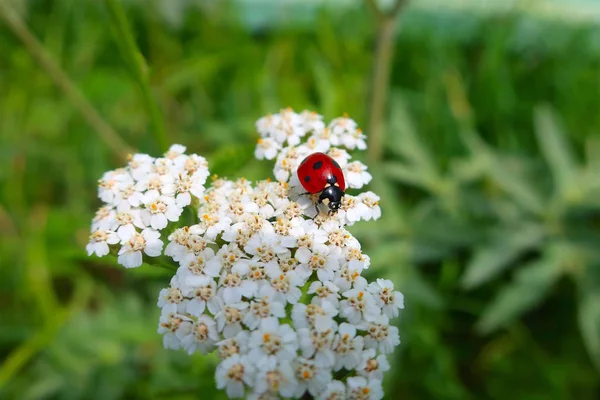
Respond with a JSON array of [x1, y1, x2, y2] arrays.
[[311, 204, 320, 220], [312, 197, 323, 220]]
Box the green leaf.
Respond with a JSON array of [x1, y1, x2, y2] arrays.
[[461, 224, 545, 289], [387, 93, 439, 179], [449, 156, 488, 183], [487, 156, 545, 215], [309, 48, 336, 118], [460, 129, 545, 215], [577, 265, 600, 372], [584, 135, 600, 172], [409, 204, 478, 251], [369, 163, 408, 232], [578, 290, 600, 372], [384, 161, 434, 190], [162, 50, 243, 93], [533, 105, 578, 196], [402, 268, 445, 310], [367, 241, 410, 271], [362, 242, 443, 310], [476, 251, 563, 334], [207, 143, 257, 178]]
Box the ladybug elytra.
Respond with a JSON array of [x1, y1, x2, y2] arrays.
[[297, 152, 346, 216]]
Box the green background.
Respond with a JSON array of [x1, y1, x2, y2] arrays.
[[1, 0, 600, 399]]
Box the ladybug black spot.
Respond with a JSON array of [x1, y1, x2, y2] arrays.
[[313, 161, 323, 170], [304, 175, 311, 183], [331, 159, 341, 169]]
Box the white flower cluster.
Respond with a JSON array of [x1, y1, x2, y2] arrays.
[[88, 109, 404, 399], [86, 144, 209, 268], [255, 109, 374, 208]]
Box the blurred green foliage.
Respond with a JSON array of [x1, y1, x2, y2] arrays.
[[1, 0, 599, 399]]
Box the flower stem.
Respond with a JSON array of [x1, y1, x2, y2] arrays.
[[153, 260, 178, 272], [365, 0, 410, 163], [0, 2, 133, 160], [103, 0, 169, 153]]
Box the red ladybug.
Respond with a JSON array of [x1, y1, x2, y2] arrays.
[[297, 152, 346, 215]]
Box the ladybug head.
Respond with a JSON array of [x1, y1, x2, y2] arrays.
[[328, 200, 342, 215], [319, 185, 345, 214]]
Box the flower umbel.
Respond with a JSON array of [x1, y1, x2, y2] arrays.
[[88, 110, 404, 399]]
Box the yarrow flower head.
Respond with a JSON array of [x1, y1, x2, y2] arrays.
[[87, 144, 209, 268], [88, 109, 404, 399]]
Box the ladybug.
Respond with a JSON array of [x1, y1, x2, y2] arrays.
[[297, 152, 346, 216]]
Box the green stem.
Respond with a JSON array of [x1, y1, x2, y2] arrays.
[[153, 260, 179, 272], [103, 0, 169, 152], [365, 0, 410, 163]]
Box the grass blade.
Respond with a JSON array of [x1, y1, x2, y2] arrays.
[[104, 0, 168, 152], [0, 1, 133, 159]]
